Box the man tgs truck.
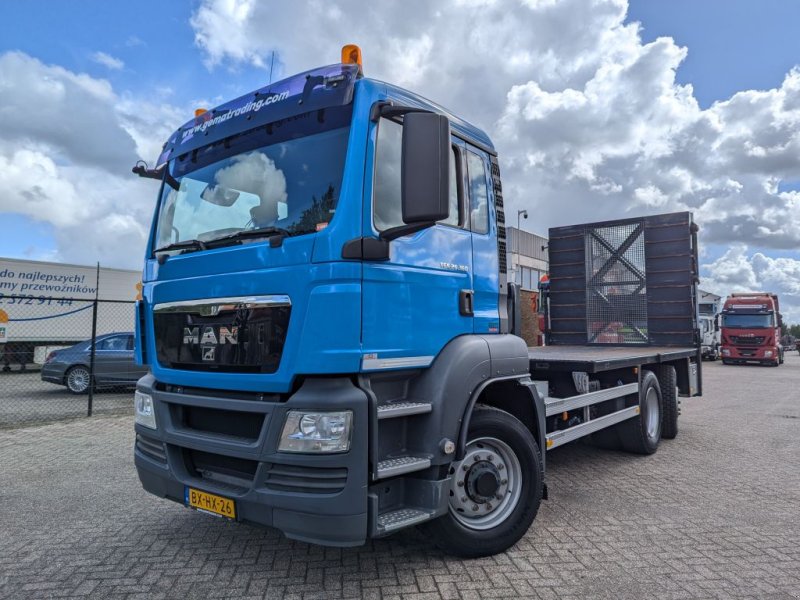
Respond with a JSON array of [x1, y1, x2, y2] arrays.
[[133, 46, 702, 557]]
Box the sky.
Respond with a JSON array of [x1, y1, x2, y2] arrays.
[[0, 0, 799, 322]]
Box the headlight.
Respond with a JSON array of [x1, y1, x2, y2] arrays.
[[134, 390, 157, 429], [721, 348, 730, 356], [764, 350, 773, 358], [278, 410, 352, 453]]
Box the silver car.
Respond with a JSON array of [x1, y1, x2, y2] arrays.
[[40, 332, 148, 394]]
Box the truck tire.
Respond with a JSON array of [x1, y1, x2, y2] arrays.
[[618, 370, 662, 455], [422, 405, 543, 558], [656, 365, 679, 440], [66, 365, 91, 395]]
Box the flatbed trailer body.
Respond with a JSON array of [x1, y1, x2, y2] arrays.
[[526, 344, 699, 451], [528, 345, 698, 373]]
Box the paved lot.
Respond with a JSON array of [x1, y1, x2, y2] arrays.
[[1, 356, 799, 599], [0, 371, 132, 429]]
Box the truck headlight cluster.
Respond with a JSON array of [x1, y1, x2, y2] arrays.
[[134, 390, 157, 429], [721, 348, 730, 356], [278, 410, 352, 453], [764, 350, 773, 358]]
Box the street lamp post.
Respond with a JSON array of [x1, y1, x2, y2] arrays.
[[516, 209, 528, 286]]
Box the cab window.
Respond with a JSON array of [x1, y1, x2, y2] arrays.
[[466, 150, 489, 234], [373, 118, 461, 231]]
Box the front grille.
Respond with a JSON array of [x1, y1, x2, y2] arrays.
[[264, 463, 347, 494], [154, 302, 290, 374], [136, 433, 167, 464], [731, 336, 766, 346], [172, 404, 265, 441], [185, 449, 258, 489]]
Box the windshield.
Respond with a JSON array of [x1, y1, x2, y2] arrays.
[[721, 313, 774, 328], [154, 107, 351, 250]]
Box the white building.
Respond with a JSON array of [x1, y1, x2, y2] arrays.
[[506, 227, 548, 291]]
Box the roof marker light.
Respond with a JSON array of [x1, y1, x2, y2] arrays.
[[341, 44, 363, 74], [194, 108, 207, 117]]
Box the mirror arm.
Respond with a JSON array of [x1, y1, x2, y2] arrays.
[[379, 221, 436, 242], [132, 162, 179, 190], [370, 101, 434, 123]]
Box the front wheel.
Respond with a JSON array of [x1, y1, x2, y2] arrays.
[[65, 365, 91, 394], [422, 406, 543, 558]]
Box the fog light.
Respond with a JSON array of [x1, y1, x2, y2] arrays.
[[134, 390, 157, 429], [279, 410, 352, 453]]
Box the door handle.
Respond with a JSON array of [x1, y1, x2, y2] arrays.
[[459, 289, 474, 317]]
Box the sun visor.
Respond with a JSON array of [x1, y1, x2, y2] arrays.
[[156, 63, 360, 168]]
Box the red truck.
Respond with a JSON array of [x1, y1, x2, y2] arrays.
[[720, 292, 784, 366]]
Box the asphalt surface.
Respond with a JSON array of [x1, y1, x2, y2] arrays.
[[0, 371, 133, 428], [1, 356, 799, 599]]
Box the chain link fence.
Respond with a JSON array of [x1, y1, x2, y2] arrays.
[[0, 296, 140, 429]]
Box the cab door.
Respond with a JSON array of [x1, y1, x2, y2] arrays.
[[465, 146, 501, 334], [361, 116, 473, 370]]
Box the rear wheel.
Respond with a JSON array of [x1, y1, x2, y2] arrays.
[[657, 365, 678, 440], [618, 370, 662, 455], [65, 366, 91, 395], [422, 406, 543, 558]]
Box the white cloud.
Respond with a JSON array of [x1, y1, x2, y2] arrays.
[[91, 51, 124, 71], [0, 51, 181, 269], [702, 246, 800, 323]]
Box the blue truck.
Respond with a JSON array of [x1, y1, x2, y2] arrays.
[[132, 46, 702, 557]]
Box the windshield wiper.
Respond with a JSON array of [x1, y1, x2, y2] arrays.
[[206, 226, 292, 249], [153, 239, 207, 264]]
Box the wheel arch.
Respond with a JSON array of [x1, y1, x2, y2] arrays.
[[458, 376, 546, 469], [62, 362, 91, 384]]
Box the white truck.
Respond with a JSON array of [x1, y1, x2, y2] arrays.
[[697, 289, 722, 360], [0, 258, 140, 370]]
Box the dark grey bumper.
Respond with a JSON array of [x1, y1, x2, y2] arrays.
[[134, 374, 369, 547], [40, 364, 66, 384]]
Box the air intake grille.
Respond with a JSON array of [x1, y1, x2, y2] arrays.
[[136, 433, 167, 464], [491, 157, 507, 275], [264, 463, 347, 494], [730, 336, 766, 346]]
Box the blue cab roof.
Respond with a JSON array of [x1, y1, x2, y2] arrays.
[[157, 63, 494, 167]]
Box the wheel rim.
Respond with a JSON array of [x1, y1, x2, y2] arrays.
[[68, 368, 89, 392], [447, 436, 523, 531], [645, 386, 660, 440]]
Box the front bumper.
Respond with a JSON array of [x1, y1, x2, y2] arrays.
[[134, 374, 369, 547], [721, 346, 778, 364], [40, 363, 66, 384]]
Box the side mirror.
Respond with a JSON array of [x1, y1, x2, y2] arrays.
[[401, 112, 450, 224]]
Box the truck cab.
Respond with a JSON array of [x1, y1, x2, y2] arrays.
[[720, 293, 784, 366], [134, 52, 531, 554]]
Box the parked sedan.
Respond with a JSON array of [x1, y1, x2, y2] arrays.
[[41, 332, 148, 394]]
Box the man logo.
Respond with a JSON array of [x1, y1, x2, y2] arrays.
[[202, 347, 216, 361], [183, 326, 239, 345]]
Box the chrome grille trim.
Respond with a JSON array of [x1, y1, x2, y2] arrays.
[[153, 295, 291, 315]]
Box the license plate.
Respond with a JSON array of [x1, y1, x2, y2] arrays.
[[185, 487, 236, 520]]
